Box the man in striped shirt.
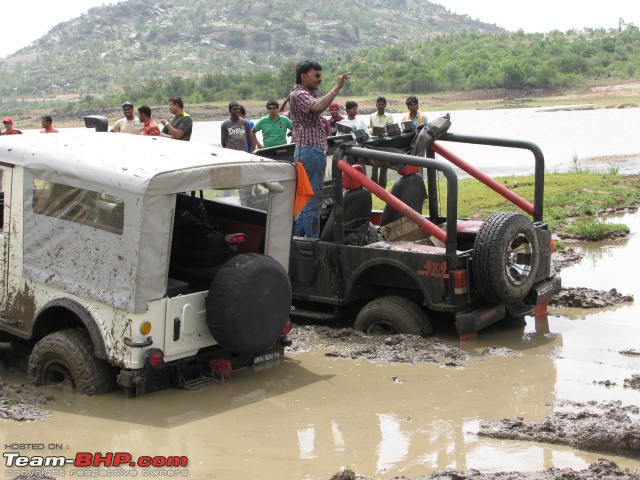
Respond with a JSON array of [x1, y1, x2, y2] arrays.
[[289, 60, 350, 238]]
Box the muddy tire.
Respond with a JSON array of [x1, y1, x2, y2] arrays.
[[28, 328, 116, 395], [206, 253, 291, 353], [472, 212, 539, 304], [354, 296, 433, 336]]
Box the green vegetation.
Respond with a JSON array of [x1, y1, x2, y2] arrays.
[[563, 218, 629, 240], [449, 171, 639, 239], [90, 26, 640, 110], [372, 169, 640, 240], [2, 0, 640, 117]]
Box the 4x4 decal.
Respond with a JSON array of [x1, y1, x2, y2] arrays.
[[417, 260, 448, 278]]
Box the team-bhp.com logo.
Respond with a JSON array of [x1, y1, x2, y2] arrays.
[[4, 452, 188, 476]]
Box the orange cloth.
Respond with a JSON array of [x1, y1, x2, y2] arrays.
[[294, 161, 314, 217]]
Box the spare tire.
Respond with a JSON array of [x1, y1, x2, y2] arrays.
[[472, 212, 539, 304], [205, 253, 291, 353]]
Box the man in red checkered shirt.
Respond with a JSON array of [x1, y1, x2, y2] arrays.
[[289, 61, 350, 238]]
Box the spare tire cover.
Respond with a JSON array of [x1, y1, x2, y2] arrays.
[[205, 253, 291, 353]]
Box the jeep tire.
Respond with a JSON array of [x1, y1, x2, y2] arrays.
[[28, 328, 116, 395], [472, 212, 539, 304], [354, 296, 433, 336], [206, 253, 291, 353]]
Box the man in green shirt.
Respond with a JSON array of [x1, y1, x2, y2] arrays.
[[250, 100, 293, 150]]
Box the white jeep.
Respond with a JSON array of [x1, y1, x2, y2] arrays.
[[0, 132, 296, 396]]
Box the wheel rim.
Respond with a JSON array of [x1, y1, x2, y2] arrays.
[[41, 361, 74, 389], [506, 233, 534, 285], [367, 322, 399, 335]]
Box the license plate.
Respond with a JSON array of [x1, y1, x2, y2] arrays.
[[253, 350, 283, 366]]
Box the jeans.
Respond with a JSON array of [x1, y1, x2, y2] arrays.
[[293, 145, 326, 238]]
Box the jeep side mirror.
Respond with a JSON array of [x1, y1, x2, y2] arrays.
[[84, 115, 109, 132]]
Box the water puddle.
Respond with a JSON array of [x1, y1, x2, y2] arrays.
[[2, 212, 640, 479]]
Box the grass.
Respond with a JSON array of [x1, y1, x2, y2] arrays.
[[373, 169, 640, 240], [563, 218, 630, 240]]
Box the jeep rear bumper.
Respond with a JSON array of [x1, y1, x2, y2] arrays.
[[455, 304, 506, 340], [455, 276, 562, 340]]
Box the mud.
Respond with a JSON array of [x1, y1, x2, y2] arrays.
[[331, 459, 640, 480], [0, 376, 52, 422], [478, 400, 640, 459], [550, 248, 634, 308], [549, 286, 634, 308], [551, 247, 584, 274], [625, 374, 640, 390], [287, 326, 470, 366]]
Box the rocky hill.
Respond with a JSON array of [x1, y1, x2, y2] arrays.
[[0, 0, 503, 97]]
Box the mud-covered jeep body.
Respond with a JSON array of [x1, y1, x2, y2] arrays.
[[261, 118, 561, 338], [0, 132, 296, 395]]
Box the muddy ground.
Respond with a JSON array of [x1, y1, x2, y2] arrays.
[[0, 247, 638, 479], [330, 459, 640, 480]]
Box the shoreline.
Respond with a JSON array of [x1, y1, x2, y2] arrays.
[[7, 82, 640, 130]]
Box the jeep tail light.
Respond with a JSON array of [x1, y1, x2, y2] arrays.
[[550, 238, 556, 253], [452, 269, 469, 295], [225, 233, 247, 245], [144, 349, 164, 369], [281, 319, 292, 335]]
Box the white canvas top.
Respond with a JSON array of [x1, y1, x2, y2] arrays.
[[2, 132, 297, 313], [0, 132, 296, 193]]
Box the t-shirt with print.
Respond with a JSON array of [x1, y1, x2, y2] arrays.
[[221, 119, 250, 151], [111, 116, 142, 134]]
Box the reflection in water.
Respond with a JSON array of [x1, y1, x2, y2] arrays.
[[298, 426, 316, 460], [376, 414, 409, 473]]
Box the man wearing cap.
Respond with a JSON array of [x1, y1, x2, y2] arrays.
[[2, 117, 22, 135], [326, 102, 343, 136], [111, 101, 142, 134]]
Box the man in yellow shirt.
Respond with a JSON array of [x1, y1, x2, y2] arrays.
[[402, 95, 427, 128]]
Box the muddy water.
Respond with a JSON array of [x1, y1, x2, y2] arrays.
[[2, 214, 640, 479]]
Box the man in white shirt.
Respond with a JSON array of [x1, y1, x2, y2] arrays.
[[111, 101, 142, 134], [337, 100, 368, 134]]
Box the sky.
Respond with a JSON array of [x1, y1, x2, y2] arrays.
[[2, 0, 640, 58]]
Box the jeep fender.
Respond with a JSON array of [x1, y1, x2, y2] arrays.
[[34, 298, 108, 360], [346, 257, 438, 308]]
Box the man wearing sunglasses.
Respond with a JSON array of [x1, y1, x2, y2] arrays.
[[289, 60, 351, 238], [2, 117, 22, 135], [250, 100, 293, 150]]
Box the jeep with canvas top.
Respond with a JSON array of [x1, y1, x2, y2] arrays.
[[258, 115, 561, 338], [0, 131, 296, 396]]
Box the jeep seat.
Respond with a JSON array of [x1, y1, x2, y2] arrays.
[[321, 165, 372, 243], [380, 165, 427, 226]]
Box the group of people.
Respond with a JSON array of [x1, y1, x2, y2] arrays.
[[110, 96, 192, 141], [0, 116, 59, 135], [284, 60, 429, 238], [5, 60, 427, 241]]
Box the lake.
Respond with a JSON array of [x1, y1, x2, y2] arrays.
[[21, 105, 640, 176], [194, 105, 640, 176]]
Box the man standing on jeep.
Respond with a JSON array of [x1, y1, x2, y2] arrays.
[[289, 60, 350, 237]]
